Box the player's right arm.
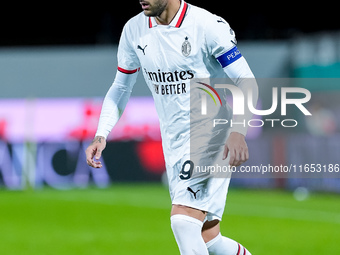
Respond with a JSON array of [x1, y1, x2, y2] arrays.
[[85, 70, 139, 168], [86, 20, 140, 168]]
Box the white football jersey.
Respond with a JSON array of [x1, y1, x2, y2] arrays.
[[116, 1, 246, 167]]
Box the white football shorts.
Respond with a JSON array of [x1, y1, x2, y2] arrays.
[[167, 148, 231, 222]]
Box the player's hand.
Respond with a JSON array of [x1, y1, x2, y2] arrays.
[[85, 136, 106, 168], [222, 132, 249, 166]]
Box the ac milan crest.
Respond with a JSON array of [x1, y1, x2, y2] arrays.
[[181, 36, 191, 57]]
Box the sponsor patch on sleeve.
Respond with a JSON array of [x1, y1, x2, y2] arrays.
[[216, 46, 242, 68]]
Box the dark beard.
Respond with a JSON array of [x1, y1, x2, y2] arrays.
[[144, 0, 167, 17]]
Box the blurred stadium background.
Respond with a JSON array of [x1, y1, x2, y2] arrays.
[[0, 2, 339, 254]]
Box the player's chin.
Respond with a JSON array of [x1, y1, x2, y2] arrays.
[[142, 7, 160, 17], [143, 10, 153, 16]]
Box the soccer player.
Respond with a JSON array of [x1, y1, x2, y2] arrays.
[[86, 0, 258, 254]]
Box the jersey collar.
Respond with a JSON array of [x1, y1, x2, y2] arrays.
[[148, 1, 188, 28]]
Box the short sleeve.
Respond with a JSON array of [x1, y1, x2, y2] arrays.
[[205, 15, 242, 68], [117, 22, 141, 74]]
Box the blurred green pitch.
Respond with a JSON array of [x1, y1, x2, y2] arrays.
[[0, 184, 339, 255]]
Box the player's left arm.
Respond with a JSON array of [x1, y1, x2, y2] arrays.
[[205, 16, 258, 166], [222, 58, 258, 166]]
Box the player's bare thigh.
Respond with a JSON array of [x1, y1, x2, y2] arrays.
[[202, 219, 220, 243], [171, 204, 220, 242], [171, 204, 206, 221]]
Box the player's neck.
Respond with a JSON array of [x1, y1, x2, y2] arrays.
[[155, 0, 181, 25]]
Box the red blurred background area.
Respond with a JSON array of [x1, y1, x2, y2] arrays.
[[0, 119, 7, 140], [136, 141, 165, 174], [0, 97, 166, 189]]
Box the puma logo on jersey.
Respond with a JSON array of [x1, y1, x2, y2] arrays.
[[137, 45, 147, 55], [187, 187, 200, 199]]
